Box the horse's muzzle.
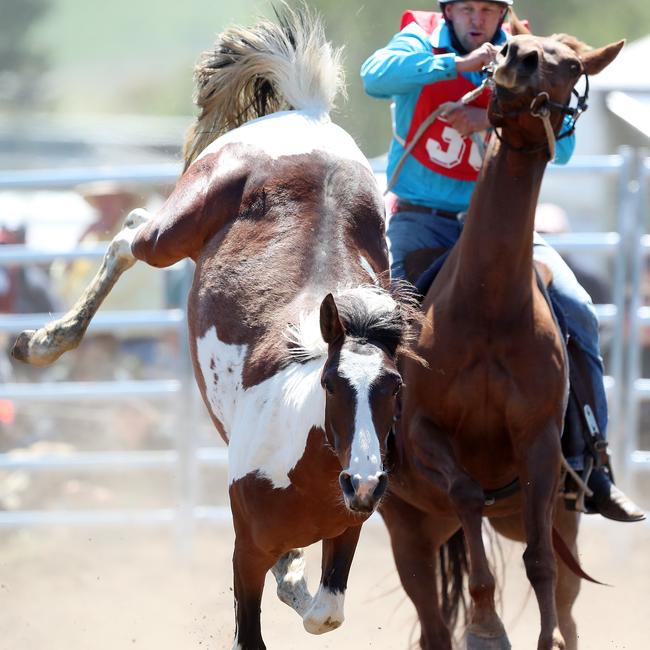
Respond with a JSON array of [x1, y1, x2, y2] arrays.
[[339, 470, 388, 513]]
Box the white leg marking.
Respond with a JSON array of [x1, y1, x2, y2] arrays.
[[272, 549, 313, 616], [303, 584, 345, 635]]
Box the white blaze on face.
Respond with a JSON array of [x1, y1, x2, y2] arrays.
[[339, 347, 384, 486]]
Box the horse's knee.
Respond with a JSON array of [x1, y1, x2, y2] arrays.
[[448, 478, 484, 515], [523, 544, 556, 585]]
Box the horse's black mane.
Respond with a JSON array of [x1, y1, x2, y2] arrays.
[[335, 284, 420, 357]]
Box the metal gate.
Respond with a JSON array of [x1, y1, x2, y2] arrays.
[[0, 148, 647, 532]]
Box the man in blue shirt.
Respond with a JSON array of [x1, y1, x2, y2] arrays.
[[361, 0, 645, 521]]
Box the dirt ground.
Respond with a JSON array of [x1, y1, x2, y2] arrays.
[[1, 515, 648, 650]]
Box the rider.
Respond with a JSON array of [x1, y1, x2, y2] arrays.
[[361, 0, 645, 522]]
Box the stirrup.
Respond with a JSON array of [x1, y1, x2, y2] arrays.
[[561, 456, 595, 514]]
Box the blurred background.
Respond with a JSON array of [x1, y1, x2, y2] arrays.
[[1, 1, 649, 648]]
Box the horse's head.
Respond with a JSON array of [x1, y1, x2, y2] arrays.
[[318, 287, 415, 514], [489, 15, 624, 156]]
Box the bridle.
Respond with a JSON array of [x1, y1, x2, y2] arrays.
[[488, 64, 590, 160]]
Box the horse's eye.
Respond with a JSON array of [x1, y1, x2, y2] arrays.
[[392, 379, 403, 396]]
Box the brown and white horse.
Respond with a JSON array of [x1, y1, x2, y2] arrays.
[[379, 18, 623, 650], [12, 8, 416, 649]]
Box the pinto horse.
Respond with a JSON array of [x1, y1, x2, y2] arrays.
[[380, 18, 623, 650], [12, 8, 417, 649]]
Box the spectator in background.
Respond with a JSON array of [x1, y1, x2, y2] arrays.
[[0, 223, 61, 315]]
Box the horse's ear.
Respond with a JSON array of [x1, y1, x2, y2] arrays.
[[509, 10, 531, 36], [581, 40, 625, 76], [320, 293, 345, 345]]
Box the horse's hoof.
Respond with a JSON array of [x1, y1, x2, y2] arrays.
[[303, 611, 343, 635], [124, 208, 149, 228], [11, 330, 35, 363], [466, 631, 512, 650], [302, 587, 344, 635]]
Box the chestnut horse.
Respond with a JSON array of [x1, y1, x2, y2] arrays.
[[12, 8, 417, 649], [380, 18, 623, 650]]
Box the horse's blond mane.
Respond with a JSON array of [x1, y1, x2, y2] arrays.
[[182, 3, 345, 171]]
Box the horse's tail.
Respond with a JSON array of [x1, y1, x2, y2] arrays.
[[438, 528, 468, 631], [182, 3, 345, 170]]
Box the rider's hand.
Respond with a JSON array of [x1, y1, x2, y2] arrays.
[[455, 43, 499, 73], [445, 106, 490, 137]]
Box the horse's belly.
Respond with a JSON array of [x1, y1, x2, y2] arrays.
[[195, 326, 326, 488]]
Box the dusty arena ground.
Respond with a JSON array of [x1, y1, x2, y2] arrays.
[[1, 515, 648, 649]]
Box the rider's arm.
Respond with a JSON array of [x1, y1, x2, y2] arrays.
[[552, 114, 577, 165], [360, 24, 457, 98]]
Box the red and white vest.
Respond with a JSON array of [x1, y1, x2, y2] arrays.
[[399, 11, 521, 182]]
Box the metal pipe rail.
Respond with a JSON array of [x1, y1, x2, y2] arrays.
[[0, 163, 181, 190], [0, 309, 185, 334], [0, 448, 227, 471], [0, 151, 640, 531], [624, 155, 650, 470]]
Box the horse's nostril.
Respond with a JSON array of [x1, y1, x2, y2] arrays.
[[373, 472, 388, 500], [339, 470, 355, 498], [521, 51, 539, 74]]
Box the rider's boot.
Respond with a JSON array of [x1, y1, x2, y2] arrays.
[[584, 464, 646, 522]]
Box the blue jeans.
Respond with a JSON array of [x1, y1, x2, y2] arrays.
[[387, 210, 607, 468]]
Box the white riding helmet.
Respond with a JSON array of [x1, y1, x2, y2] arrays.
[[439, 0, 513, 5]]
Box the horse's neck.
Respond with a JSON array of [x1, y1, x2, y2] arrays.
[[455, 138, 548, 312]]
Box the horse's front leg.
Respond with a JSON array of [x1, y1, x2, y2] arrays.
[[412, 417, 509, 650], [380, 493, 458, 650], [12, 208, 150, 366], [450, 481, 510, 650], [232, 532, 276, 650], [519, 427, 566, 650], [302, 525, 362, 634]]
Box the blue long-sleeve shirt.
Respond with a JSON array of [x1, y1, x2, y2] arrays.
[[361, 21, 575, 212]]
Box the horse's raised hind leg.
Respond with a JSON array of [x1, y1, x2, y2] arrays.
[[520, 430, 566, 650], [11, 208, 150, 367], [301, 525, 362, 635], [232, 535, 276, 650], [380, 494, 459, 650]]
